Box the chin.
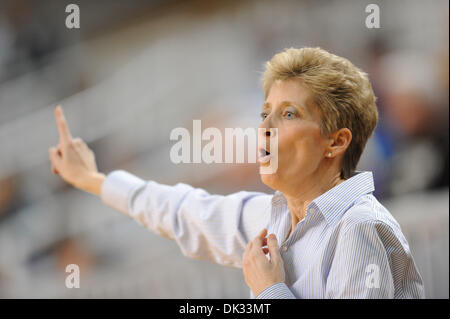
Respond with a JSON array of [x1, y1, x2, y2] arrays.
[[259, 169, 281, 191]]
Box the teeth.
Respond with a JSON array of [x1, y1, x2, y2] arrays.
[[258, 154, 271, 163], [258, 147, 272, 164]]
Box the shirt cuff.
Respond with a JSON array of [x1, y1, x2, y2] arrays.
[[256, 282, 297, 299], [101, 170, 146, 214]]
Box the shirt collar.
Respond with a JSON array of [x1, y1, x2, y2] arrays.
[[272, 171, 375, 226]]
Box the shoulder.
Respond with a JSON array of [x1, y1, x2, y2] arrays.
[[337, 194, 408, 247]]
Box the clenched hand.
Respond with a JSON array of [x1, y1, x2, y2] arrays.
[[243, 228, 286, 297]]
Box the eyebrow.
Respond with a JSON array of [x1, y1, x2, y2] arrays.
[[262, 101, 311, 115]]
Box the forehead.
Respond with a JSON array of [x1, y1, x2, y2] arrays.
[[266, 78, 311, 103]]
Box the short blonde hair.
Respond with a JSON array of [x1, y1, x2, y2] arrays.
[[262, 47, 378, 179]]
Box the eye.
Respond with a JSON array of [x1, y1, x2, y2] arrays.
[[284, 111, 295, 119], [260, 112, 268, 121]]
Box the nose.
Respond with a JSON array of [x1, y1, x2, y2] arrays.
[[258, 113, 277, 138], [258, 123, 277, 138]]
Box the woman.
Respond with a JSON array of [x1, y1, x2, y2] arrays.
[[49, 47, 424, 298]]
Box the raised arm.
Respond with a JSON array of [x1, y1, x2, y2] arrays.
[[101, 170, 271, 267], [49, 106, 271, 267]]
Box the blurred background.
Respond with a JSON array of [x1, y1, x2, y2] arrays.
[[0, 0, 448, 298]]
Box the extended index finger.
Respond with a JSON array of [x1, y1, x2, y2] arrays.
[[54, 105, 72, 144]]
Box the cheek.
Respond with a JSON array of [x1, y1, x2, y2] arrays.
[[260, 126, 325, 189], [279, 126, 321, 155]]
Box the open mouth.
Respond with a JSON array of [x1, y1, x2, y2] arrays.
[[258, 147, 271, 163]]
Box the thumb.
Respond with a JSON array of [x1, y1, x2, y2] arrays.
[[49, 147, 62, 171], [267, 234, 281, 263]]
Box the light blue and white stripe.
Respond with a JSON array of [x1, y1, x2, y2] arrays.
[[101, 170, 425, 299]]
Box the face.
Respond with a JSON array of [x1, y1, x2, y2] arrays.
[[258, 78, 330, 194]]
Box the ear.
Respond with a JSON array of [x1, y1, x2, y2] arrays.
[[326, 128, 352, 158]]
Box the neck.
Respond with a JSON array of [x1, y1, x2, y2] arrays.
[[284, 170, 344, 230]]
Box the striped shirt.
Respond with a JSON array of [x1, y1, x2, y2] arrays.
[[101, 170, 425, 299]]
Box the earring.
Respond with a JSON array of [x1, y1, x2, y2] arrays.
[[328, 152, 332, 157]]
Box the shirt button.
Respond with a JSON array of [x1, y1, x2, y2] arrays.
[[282, 246, 288, 252]]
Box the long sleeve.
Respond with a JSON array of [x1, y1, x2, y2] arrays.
[[325, 220, 425, 298], [255, 283, 296, 299], [100, 170, 272, 268]]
